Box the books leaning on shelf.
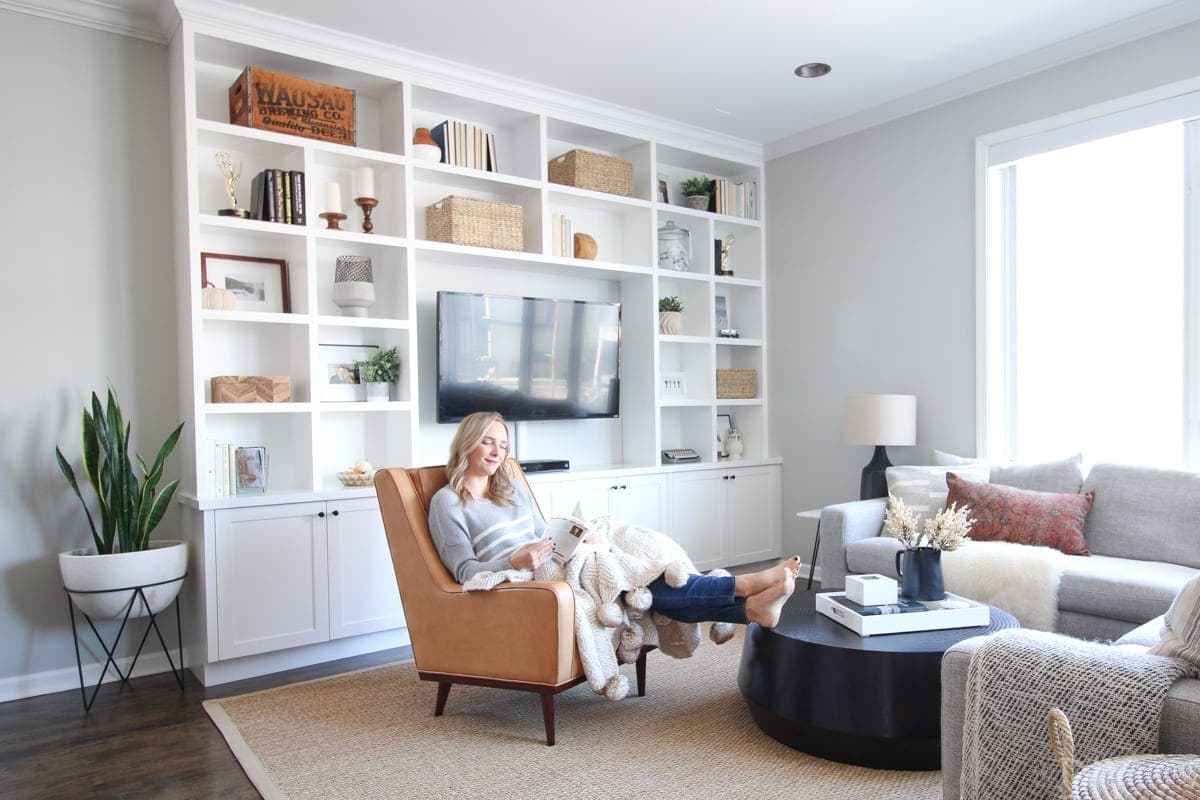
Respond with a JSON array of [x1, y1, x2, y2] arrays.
[[550, 212, 574, 257], [427, 120, 497, 172], [249, 169, 305, 225], [815, 590, 990, 636], [707, 178, 757, 220], [545, 501, 606, 563], [206, 440, 269, 497]]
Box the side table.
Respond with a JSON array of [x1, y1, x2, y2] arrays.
[[796, 509, 822, 590]]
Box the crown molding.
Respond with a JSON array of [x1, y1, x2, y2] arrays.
[[0, 0, 166, 43], [765, 0, 1200, 161]]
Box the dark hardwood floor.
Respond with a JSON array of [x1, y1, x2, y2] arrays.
[[0, 646, 412, 800]]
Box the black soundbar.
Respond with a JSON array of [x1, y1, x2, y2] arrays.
[[519, 459, 570, 473]]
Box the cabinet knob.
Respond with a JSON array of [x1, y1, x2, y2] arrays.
[[610, 485, 619, 491], [317, 511, 326, 518], [723, 476, 729, 480], [331, 509, 340, 516], [619, 484, 627, 490], [730, 475, 737, 480]]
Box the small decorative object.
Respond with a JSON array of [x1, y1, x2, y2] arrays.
[[353, 166, 377, 233], [724, 428, 745, 460], [658, 220, 692, 271], [716, 234, 736, 276], [201, 281, 237, 311], [680, 176, 712, 210], [320, 181, 347, 230], [234, 446, 268, 494], [658, 296, 683, 335], [660, 371, 687, 399], [719, 329, 741, 338], [846, 574, 899, 606], [425, 195, 523, 251], [716, 368, 757, 399], [319, 343, 377, 401], [885, 494, 974, 600], [657, 174, 670, 204], [210, 375, 292, 403], [214, 151, 250, 219], [716, 413, 733, 457], [413, 128, 442, 162], [200, 253, 291, 313], [331, 255, 375, 317], [548, 148, 634, 197], [229, 66, 355, 145], [573, 232, 598, 260], [337, 459, 377, 487], [354, 346, 401, 403], [715, 293, 730, 333]]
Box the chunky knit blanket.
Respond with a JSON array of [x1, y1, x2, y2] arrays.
[[462, 520, 735, 700], [961, 629, 1193, 800]]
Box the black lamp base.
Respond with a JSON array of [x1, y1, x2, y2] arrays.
[[860, 445, 893, 500]]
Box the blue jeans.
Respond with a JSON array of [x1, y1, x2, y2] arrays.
[[644, 574, 746, 624]]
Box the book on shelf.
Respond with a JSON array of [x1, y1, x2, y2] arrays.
[[545, 501, 606, 563], [704, 177, 758, 220], [245, 169, 305, 225], [551, 212, 574, 257], [428, 118, 498, 173], [282, 171, 293, 224], [290, 170, 306, 225], [815, 590, 990, 636]]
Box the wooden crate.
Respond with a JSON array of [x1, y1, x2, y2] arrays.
[[548, 149, 634, 197], [228, 67, 355, 146], [425, 195, 523, 251], [211, 376, 292, 403], [716, 369, 757, 399]]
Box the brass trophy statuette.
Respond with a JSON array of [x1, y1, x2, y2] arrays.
[[214, 151, 251, 219], [717, 234, 736, 277]]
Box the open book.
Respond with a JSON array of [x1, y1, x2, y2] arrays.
[[545, 502, 606, 563]]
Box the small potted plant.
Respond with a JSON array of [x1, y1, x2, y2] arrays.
[[679, 176, 712, 211], [659, 296, 683, 335], [355, 346, 401, 402], [55, 388, 187, 620]]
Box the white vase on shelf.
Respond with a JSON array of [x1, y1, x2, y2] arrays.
[[332, 255, 375, 317], [365, 382, 390, 402]]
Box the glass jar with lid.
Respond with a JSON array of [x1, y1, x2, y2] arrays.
[[657, 221, 691, 272]]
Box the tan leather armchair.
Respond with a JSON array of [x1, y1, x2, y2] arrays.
[[374, 461, 648, 745]]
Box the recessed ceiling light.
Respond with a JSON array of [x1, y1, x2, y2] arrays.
[[794, 62, 831, 79]]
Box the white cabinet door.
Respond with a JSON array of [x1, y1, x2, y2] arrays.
[[725, 466, 780, 565], [613, 473, 669, 533], [327, 497, 405, 640], [215, 502, 329, 660], [669, 472, 726, 572], [556, 477, 619, 520], [525, 477, 561, 519]]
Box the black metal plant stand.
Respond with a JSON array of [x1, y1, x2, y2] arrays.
[[64, 574, 187, 711]]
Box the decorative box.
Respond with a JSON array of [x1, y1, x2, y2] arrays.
[[211, 375, 292, 403], [228, 67, 356, 146], [846, 574, 899, 607], [716, 369, 757, 399], [548, 149, 634, 197], [425, 195, 523, 251]]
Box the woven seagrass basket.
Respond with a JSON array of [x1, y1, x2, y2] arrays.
[[426, 195, 523, 251], [716, 369, 757, 399], [548, 149, 634, 197]]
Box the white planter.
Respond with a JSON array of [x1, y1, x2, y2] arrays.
[[365, 382, 391, 402], [59, 540, 187, 620], [686, 195, 709, 210], [331, 280, 376, 317], [413, 143, 442, 162]]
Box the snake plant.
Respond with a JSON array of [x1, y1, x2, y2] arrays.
[[55, 388, 184, 554]]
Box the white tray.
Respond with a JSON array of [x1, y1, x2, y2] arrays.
[[815, 591, 991, 636]]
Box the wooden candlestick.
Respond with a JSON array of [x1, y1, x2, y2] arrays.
[[319, 211, 347, 231], [354, 197, 378, 234]]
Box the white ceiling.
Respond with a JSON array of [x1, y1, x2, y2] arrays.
[[20, 0, 1200, 154]]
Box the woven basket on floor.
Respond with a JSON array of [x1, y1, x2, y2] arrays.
[[716, 369, 757, 399], [1047, 707, 1200, 799], [548, 149, 634, 197], [426, 195, 523, 251]]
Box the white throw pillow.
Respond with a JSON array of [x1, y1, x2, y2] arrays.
[[885, 464, 990, 525], [1149, 574, 1200, 670]]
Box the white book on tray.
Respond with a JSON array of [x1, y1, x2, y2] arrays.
[[815, 590, 990, 636]]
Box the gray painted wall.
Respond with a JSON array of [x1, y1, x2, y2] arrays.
[[0, 11, 175, 687], [767, 20, 1200, 563]]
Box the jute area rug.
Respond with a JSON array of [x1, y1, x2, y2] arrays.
[[204, 631, 939, 800]]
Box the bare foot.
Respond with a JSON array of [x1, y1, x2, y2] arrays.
[[734, 555, 802, 598], [745, 569, 796, 628]]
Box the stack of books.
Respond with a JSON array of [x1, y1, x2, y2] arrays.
[[550, 212, 573, 257], [428, 120, 497, 172], [249, 169, 306, 225], [816, 590, 990, 636], [708, 178, 757, 220], [207, 441, 269, 497]]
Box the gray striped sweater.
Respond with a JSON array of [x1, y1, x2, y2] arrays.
[[428, 482, 546, 583]]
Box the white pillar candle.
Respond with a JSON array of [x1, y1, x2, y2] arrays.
[[324, 182, 343, 214], [355, 166, 375, 199]]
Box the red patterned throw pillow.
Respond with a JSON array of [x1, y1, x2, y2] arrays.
[[945, 472, 1093, 555]]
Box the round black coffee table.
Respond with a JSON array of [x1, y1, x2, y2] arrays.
[[737, 591, 1018, 770]]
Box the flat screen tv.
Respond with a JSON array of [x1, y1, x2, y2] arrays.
[[436, 291, 621, 422]]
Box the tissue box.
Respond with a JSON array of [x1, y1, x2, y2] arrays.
[[846, 574, 898, 606]]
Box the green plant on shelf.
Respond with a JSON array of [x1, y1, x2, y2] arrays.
[[658, 296, 684, 312], [679, 176, 712, 197], [355, 347, 401, 383]]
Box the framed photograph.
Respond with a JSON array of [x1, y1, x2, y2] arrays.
[[716, 413, 734, 457], [235, 446, 268, 494], [660, 370, 687, 400], [715, 293, 730, 334], [201, 252, 291, 314], [657, 173, 670, 204], [319, 343, 378, 401]]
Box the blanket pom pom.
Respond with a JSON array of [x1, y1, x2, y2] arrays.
[[664, 562, 690, 588], [709, 621, 735, 644], [626, 586, 653, 611], [597, 601, 624, 628], [604, 674, 629, 701]]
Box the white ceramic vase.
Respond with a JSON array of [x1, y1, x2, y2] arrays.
[[59, 540, 187, 620], [413, 143, 442, 162], [365, 382, 390, 402], [331, 281, 376, 317]]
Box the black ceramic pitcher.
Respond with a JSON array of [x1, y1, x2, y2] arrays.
[[895, 547, 946, 601]]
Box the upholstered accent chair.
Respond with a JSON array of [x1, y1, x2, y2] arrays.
[[374, 461, 649, 745]]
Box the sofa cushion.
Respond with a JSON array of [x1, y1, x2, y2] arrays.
[[946, 473, 1093, 555], [1057, 554, 1199, 624], [845, 536, 904, 581], [932, 450, 1084, 494], [1116, 615, 1165, 648], [1149, 574, 1200, 668], [885, 463, 989, 526], [1082, 463, 1200, 568]]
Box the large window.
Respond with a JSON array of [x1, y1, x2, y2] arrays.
[[980, 94, 1200, 468]]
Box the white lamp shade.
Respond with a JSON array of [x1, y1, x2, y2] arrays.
[[844, 394, 917, 446]]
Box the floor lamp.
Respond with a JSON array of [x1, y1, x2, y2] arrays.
[[844, 394, 917, 500]]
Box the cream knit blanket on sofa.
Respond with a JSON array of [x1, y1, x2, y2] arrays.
[[941, 540, 1070, 631], [462, 521, 735, 700]]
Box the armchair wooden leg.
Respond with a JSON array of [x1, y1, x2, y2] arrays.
[[636, 648, 648, 697], [434, 681, 451, 716], [539, 690, 556, 746]]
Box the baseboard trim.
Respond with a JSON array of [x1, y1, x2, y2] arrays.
[[0, 648, 186, 704], [194, 628, 412, 687]]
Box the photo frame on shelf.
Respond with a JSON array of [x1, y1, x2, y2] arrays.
[[657, 173, 670, 204], [715, 293, 730, 334], [201, 252, 291, 313], [660, 370, 687, 399], [319, 343, 378, 401], [717, 413, 734, 457], [234, 446, 268, 494]]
